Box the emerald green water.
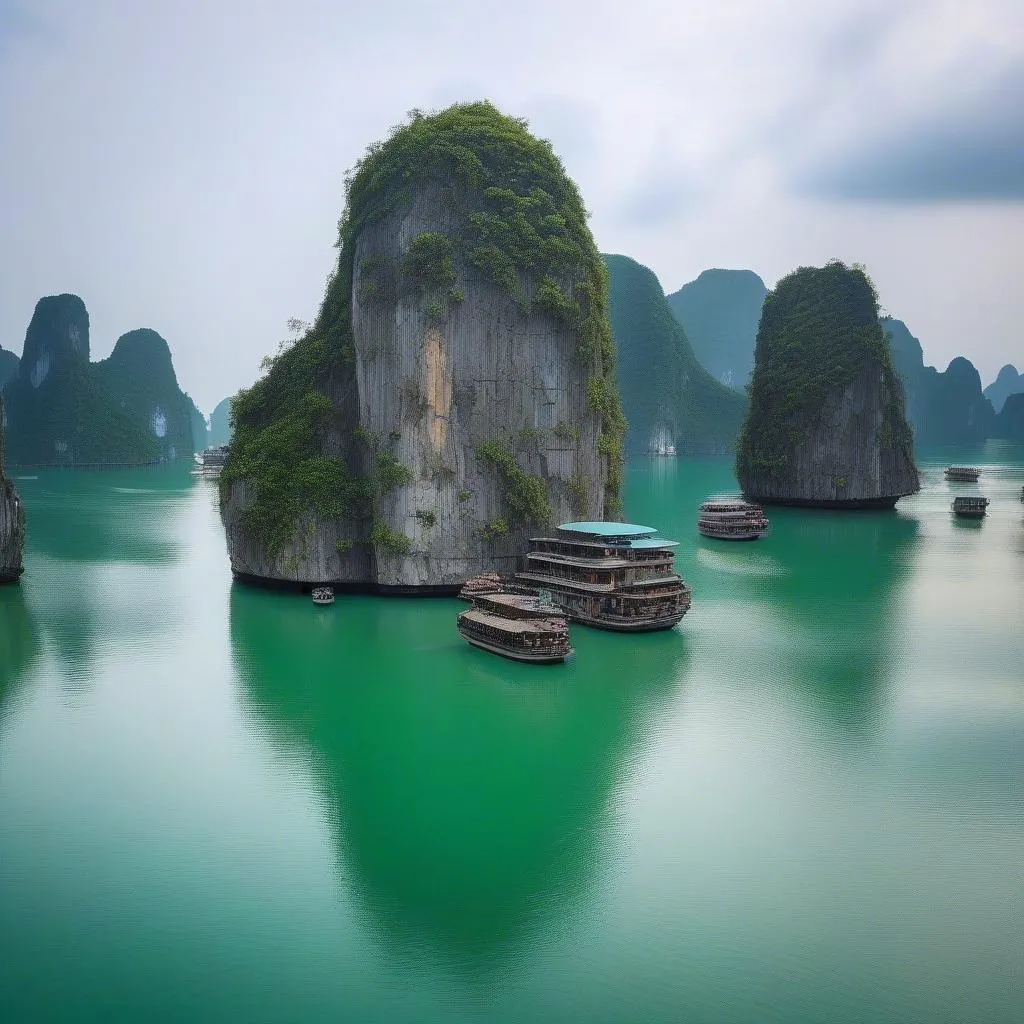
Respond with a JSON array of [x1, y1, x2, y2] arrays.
[[1, 448, 1022, 1023]]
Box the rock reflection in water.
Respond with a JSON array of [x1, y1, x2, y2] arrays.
[[229, 586, 687, 976], [0, 586, 39, 724]]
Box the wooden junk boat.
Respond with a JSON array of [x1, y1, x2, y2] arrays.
[[457, 592, 572, 664], [192, 445, 230, 477], [458, 572, 537, 602], [515, 521, 691, 632], [698, 499, 769, 540], [945, 466, 980, 482], [952, 496, 989, 518]]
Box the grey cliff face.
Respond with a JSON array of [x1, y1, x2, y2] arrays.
[[0, 399, 25, 583], [740, 362, 920, 507], [222, 183, 606, 591]]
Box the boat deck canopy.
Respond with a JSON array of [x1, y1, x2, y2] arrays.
[[557, 521, 657, 538]]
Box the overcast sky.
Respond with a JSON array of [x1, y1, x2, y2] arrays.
[[1, 0, 1021, 411]]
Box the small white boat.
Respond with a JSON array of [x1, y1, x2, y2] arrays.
[[192, 445, 230, 477], [311, 586, 335, 606]]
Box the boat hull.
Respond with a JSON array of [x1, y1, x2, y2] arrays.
[[561, 609, 686, 633], [698, 527, 766, 541], [459, 628, 570, 664]]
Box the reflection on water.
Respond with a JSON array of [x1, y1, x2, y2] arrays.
[[14, 466, 194, 680], [230, 587, 687, 975], [0, 586, 39, 724]]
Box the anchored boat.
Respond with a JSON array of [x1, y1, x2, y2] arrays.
[[311, 586, 335, 605], [952, 496, 989, 518], [192, 445, 230, 477], [945, 466, 980, 483], [698, 500, 769, 541], [457, 592, 572, 663], [516, 521, 691, 632]]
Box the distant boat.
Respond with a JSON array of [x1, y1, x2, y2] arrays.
[[945, 466, 980, 482], [952, 496, 988, 518], [651, 442, 676, 457], [311, 586, 335, 606], [698, 499, 769, 540], [192, 445, 230, 477]]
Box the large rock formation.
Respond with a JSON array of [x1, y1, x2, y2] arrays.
[[0, 396, 25, 583], [882, 317, 996, 445], [736, 262, 919, 508], [666, 269, 767, 389], [604, 254, 746, 455], [984, 364, 1024, 414], [94, 328, 200, 461], [0, 345, 18, 389], [222, 102, 624, 592], [3, 298, 202, 466], [993, 392, 1024, 441]]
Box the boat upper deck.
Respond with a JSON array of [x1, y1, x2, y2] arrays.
[[459, 608, 568, 637]]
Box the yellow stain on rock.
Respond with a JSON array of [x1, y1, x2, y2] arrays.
[[422, 327, 451, 454]]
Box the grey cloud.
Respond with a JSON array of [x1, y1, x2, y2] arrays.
[[797, 61, 1024, 201]]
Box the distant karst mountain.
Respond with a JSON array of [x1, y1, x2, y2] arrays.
[[209, 397, 232, 447], [993, 392, 1024, 441], [882, 317, 996, 445], [604, 254, 746, 455], [737, 262, 918, 508], [665, 269, 767, 389], [0, 346, 17, 390], [2, 295, 204, 466], [984, 364, 1024, 414]]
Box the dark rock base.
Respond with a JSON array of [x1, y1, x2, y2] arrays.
[[741, 494, 902, 510], [231, 570, 462, 597], [0, 567, 24, 584]]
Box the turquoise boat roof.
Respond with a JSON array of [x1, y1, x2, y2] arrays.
[[629, 537, 679, 549], [558, 521, 658, 537]]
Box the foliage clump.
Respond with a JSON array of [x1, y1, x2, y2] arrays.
[[370, 521, 412, 555], [476, 440, 552, 525], [222, 331, 370, 557], [735, 261, 914, 479]]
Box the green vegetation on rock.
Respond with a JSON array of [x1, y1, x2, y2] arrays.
[[736, 262, 917, 503], [604, 255, 746, 455], [0, 347, 18, 390], [226, 101, 622, 562], [476, 440, 553, 525]]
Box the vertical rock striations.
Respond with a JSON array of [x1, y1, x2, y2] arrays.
[[604, 254, 746, 455], [0, 396, 25, 582], [222, 102, 624, 592], [737, 262, 919, 508]]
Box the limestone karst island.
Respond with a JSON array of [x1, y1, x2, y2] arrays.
[[736, 261, 919, 508], [221, 102, 624, 593]]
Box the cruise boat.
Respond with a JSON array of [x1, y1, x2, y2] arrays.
[[945, 466, 980, 482], [457, 573, 538, 602], [192, 445, 230, 477], [698, 499, 769, 540], [457, 592, 573, 663], [952, 496, 989, 518], [652, 442, 677, 457], [515, 521, 691, 632]]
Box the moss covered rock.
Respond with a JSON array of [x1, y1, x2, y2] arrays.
[[0, 396, 25, 583], [222, 101, 623, 590], [736, 262, 918, 507], [605, 254, 746, 455]]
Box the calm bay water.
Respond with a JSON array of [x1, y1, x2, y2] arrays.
[[1, 447, 1023, 1023]]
